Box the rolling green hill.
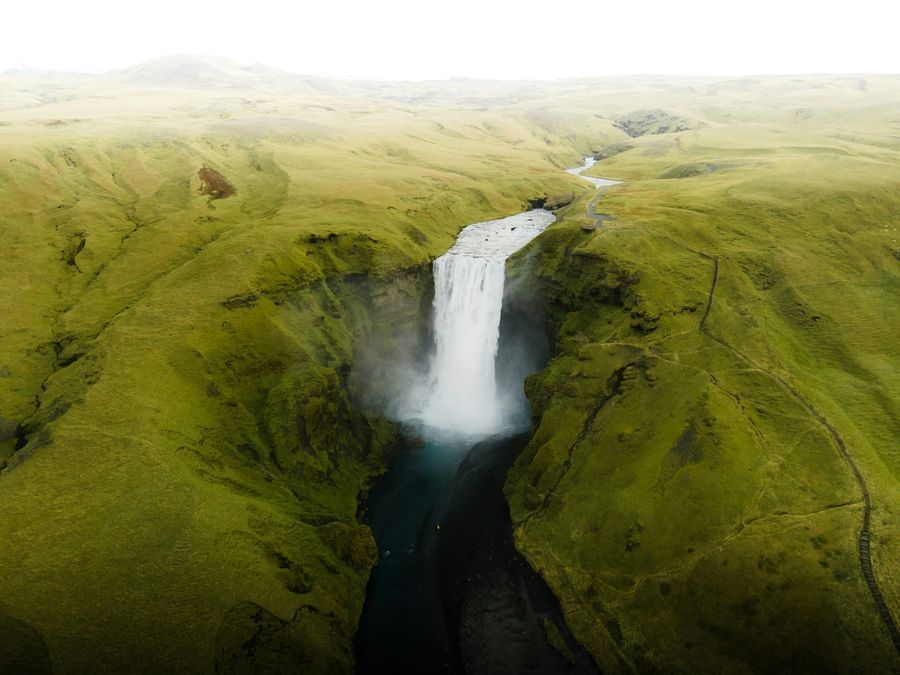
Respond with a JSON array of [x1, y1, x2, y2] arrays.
[[506, 111, 900, 672]]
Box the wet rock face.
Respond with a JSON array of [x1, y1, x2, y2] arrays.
[[343, 266, 435, 416]]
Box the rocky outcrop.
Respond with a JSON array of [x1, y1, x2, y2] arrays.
[[614, 109, 698, 137], [527, 193, 575, 211], [593, 142, 634, 160]]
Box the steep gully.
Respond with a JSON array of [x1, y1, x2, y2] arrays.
[[355, 159, 609, 674]]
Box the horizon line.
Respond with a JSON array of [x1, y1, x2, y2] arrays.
[[2, 53, 898, 84]]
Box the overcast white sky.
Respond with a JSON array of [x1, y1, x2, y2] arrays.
[[3, 0, 899, 79]]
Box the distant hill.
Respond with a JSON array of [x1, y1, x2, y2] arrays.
[[100, 53, 324, 93]]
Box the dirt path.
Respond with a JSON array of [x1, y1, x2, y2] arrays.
[[698, 254, 900, 655], [698, 253, 719, 330], [585, 191, 606, 227]]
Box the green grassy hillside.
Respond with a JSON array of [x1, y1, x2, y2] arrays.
[[0, 83, 599, 671], [505, 87, 900, 672]]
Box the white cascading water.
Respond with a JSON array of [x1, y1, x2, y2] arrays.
[[421, 254, 506, 433], [413, 208, 556, 436]]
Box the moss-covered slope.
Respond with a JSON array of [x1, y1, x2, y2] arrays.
[[506, 105, 900, 672]]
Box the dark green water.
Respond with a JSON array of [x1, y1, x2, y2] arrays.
[[355, 428, 599, 675]]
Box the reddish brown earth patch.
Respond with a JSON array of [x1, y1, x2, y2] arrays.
[[198, 166, 236, 199]]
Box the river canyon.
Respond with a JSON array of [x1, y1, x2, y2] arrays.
[[355, 161, 604, 674]]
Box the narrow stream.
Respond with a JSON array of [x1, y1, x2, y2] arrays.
[[566, 154, 622, 189], [355, 159, 604, 674]]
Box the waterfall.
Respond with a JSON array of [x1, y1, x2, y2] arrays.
[[421, 254, 506, 434], [411, 208, 556, 436]]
